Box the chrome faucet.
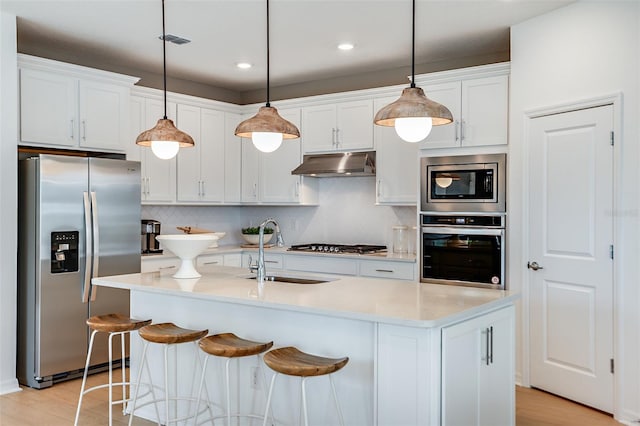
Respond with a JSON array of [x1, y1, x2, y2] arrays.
[[254, 218, 284, 284]]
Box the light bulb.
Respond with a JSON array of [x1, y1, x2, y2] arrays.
[[435, 177, 453, 188], [252, 132, 283, 153], [151, 141, 180, 160], [394, 117, 433, 143]]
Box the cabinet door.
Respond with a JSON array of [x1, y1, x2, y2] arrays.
[[176, 104, 202, 202], [302, 104, 337, 153], [241, 138, 260, 202], [260, 108, 302, 203], [224, 113, 242, 203], [20, 68, 77, 147], [143, 98, 176, 203], [419, 82, 461, 150], [127, 96, 144, 162], [441, 306, 515, 426], [199, 108, 225, 202], [374, 97, 419, 205], [336, 99, 373, 151], [461, 75, 508, 147], [79, 80, 127, 151]]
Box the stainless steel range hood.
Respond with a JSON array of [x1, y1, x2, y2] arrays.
[[291, 151, 376, 177]]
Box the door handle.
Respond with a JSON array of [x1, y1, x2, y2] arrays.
[[90, 192, 99, 301], [527, 261, 544, 271], [82, 192, 92, 303]]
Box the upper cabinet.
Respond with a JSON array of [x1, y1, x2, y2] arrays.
[[302, 99, 374, 153], [176, 105, 225, 203], [18, 55, 138, 152], [241, 107, 318, 205], [374, 96, 419, 205], [129, 96, 177, 204], [419, 73, 509, 150]]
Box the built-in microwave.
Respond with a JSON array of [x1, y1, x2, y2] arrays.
[[420, 154, 506, 213]]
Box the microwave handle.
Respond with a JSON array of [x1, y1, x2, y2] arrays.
[[422, 226, 504, 237]]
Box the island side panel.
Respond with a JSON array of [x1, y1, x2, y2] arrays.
[[130, 290, 376, 426]]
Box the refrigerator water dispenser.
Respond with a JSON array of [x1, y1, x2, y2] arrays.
[[50, 231, 79, 273]]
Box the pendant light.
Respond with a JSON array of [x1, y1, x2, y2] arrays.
[[234, 0, 300, 153], [136, 0, 194, 160], [374, 0, 453, 143]]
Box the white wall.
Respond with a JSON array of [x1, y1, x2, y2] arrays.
[[142, 178, 417, 249], [0, 12, 20, 395], [510, 1, 639, 422]]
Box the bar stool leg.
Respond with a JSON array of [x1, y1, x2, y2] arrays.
[[329, 375, 345, 426], [75, 329, 98, 426], [121, 331, 127, 414], [108, 332, 115, 426], [128, 341, 162, 426], [262, 373, 279, 426], [301, 377, 309, 426]]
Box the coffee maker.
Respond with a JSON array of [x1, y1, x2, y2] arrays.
[[141, 219, 162, 254]]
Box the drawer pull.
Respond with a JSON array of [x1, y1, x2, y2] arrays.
[[159, 266, 176, 270], [375, 269, 394, 273], [265, 260, 279, 264], [203, 261, 219, 265]]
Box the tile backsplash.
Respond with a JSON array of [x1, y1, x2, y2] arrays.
[[142, 177, 417, 249]]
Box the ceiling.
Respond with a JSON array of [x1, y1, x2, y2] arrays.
[[1, 0, 574, 104]]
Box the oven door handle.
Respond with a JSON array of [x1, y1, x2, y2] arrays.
[[421, 226, 504, 236]]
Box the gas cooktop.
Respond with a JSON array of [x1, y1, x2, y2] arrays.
[[288, 244, 387, 255]]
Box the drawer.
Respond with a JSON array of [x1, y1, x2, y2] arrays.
[[358, 260, 415, 280], [284, 255, 358, 276], [197, 254, 224, 267], [141, 257, 181, 274], [242, 252, 284, 270], [223, 253, 242, 267]]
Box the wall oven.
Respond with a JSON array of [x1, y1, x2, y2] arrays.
[[421, 214, 505, 289], [420, 154, 506, 213]]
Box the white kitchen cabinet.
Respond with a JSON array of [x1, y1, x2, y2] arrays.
[[19, 64, 132, 152], [176, 105, 225, 203], [241, 252, 284, 270], [419, 74, 508, 149], [224, 113, 243, 203], [140, 256, 181, 274], [241, 108, 318, 204], [373, 96, 419, 205], [358, 259, 415, 280], [129, 97, 178, 203], [283, 255, 359, 276], [441, 305, 515, 426], [302, 99, 373, 153]]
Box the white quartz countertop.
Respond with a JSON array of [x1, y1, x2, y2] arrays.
[[142, 245, 417, 263], [94, 265, 517, 328]]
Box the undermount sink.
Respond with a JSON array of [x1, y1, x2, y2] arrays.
[[243, 273, 336, 285]]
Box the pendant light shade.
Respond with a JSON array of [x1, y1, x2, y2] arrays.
[[374, 0, 452, 143], [234, 0, 300, 152], [136, 0, 194, 159]]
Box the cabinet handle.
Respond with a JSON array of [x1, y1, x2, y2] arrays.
[[70, 119, 75, 139], [265, 260, 279, 264], [146, 177, 151, 195], [82, 120, 87, 141], [331, 128, 336, 147], [159, 265, 176, 270], [489, 325, 494, 364], [377, 179, 382, 197], [454, 120, 460, 141], [335, 128, 341, 147], [203, 261, 219, 265], [482, 326, 494, 365], [375, 269, 394, 273], [295, 181, 300, 197], [201, 181, 205, 196], [461, 119, 466, 142], [253, 183, 257, 198]]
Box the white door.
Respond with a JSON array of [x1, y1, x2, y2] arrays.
[[528, 105, 614, 413]]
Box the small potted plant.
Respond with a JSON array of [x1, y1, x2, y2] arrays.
[[241, 226, 273, 245]]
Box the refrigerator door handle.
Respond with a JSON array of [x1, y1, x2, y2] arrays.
[[82, 192, 92, 303], [90, 191, 99, 302]]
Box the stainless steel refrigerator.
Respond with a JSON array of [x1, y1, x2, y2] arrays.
[[17, 154, 141, 389]]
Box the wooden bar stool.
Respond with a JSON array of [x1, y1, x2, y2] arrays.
[[261, 346, 349, 426], [74, 313, 152, 426], [127, 322, 208, 426], [193, 333, 274, 425]]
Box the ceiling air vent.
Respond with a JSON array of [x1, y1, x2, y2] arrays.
[[159, 34, 191, 45]]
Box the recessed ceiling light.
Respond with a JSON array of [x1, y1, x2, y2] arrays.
[[236, 62, 252, 69], [338, 43, 354, 51]]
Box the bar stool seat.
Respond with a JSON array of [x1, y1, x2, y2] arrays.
[[194, 333, 273, 425], [75, 313, 152, 426], [262, 346, 349, 426], [128, 322, 208, 426]]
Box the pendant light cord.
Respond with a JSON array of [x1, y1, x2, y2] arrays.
[[266, 0, 271, 107], [162, 0, 168, 119], [410, 0, 416, 88]]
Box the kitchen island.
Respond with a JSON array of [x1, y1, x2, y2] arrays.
[[94, 265, 518, 426]]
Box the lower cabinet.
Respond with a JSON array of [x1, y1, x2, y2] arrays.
[[377, 305, 515, 426], [441, 305, 515, 426]]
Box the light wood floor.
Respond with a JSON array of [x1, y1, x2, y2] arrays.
[[0, 371, 623, 425]]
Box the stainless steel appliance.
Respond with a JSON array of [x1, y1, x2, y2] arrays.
[[420, 154, 506, 213], [17, 154, 141, 388], [420, 214, 505, 289], [288, 244, 387, 255], [141, 219, 162, 254]]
